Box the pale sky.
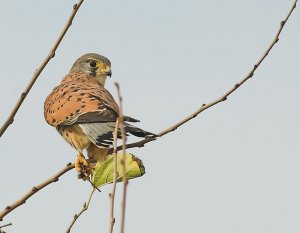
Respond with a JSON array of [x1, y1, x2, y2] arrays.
[[1, 1, 300, 233]]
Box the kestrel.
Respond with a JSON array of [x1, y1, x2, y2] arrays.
[[44, 53, 154, 179]]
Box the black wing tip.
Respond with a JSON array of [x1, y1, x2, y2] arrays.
[[123, 116, 140, 123], [127, 128, 157, 138]]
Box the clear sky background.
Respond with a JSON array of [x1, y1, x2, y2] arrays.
[[1, 1, 299, 233]]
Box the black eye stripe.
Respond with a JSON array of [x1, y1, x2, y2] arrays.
[[89, 60, 97, 67]]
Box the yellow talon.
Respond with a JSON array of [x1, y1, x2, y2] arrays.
[[75, 153, 93, 180]]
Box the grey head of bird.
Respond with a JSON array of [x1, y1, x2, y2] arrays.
[[70, 53, 112, 86]]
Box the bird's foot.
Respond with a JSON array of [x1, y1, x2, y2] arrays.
[[75, 153, 93, 180]]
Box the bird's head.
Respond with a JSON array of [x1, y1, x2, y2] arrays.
[[70, 53, 112, 86]]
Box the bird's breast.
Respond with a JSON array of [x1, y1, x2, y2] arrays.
[[56, 124, 90, 152]]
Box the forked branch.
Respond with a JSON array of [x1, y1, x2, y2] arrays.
[[110, 0, 298, 153], [0, 0, 85, 138]]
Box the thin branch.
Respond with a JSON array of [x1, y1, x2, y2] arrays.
[[110, 0, 298, 153], [65, 189, 95, 233], [108, 119, 120, 233], [0, 0, 297, 223], [115, 83, 128, 233], [0, 0, 85, 138], [0, 223, 12, 229], [0, 222, 12, 233], [0, 163, 74, 221]]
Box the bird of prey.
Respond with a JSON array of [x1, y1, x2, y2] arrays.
[[44, 53, 154, 179]]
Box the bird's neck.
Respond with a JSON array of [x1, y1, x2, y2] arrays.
[[95, 75, 107, 86]]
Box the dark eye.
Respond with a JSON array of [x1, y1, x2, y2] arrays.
[[89, 60, 97, 68]]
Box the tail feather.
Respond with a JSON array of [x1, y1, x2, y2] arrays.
[[79, 122, 156, 152]]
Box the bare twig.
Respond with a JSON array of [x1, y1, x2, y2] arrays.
[[0, 223, 12, 229], [0, 222, 12, 233], [115, 83, 128, 233], [110, 0, 298, 153], [0, 0, 85, 138], [0, 0, 297, 223], [65, 190, 95, 233], [87, 179, 101, 193], [108, 119, 120, 233], [0, 163, 74, 221]]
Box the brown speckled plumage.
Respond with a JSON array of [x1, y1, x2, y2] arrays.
[[44, 73, 119, 127], [44, 53, 154, 164]]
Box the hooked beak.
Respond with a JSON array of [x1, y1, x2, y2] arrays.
[[96, 64, 112, 78], [106, 69, 112, 78]]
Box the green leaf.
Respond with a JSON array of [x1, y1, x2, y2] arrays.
[[91, 153, 145, 188]]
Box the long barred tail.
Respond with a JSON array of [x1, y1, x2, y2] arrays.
[[86, 123, 154, 162], [79, 121, 155, 149]]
